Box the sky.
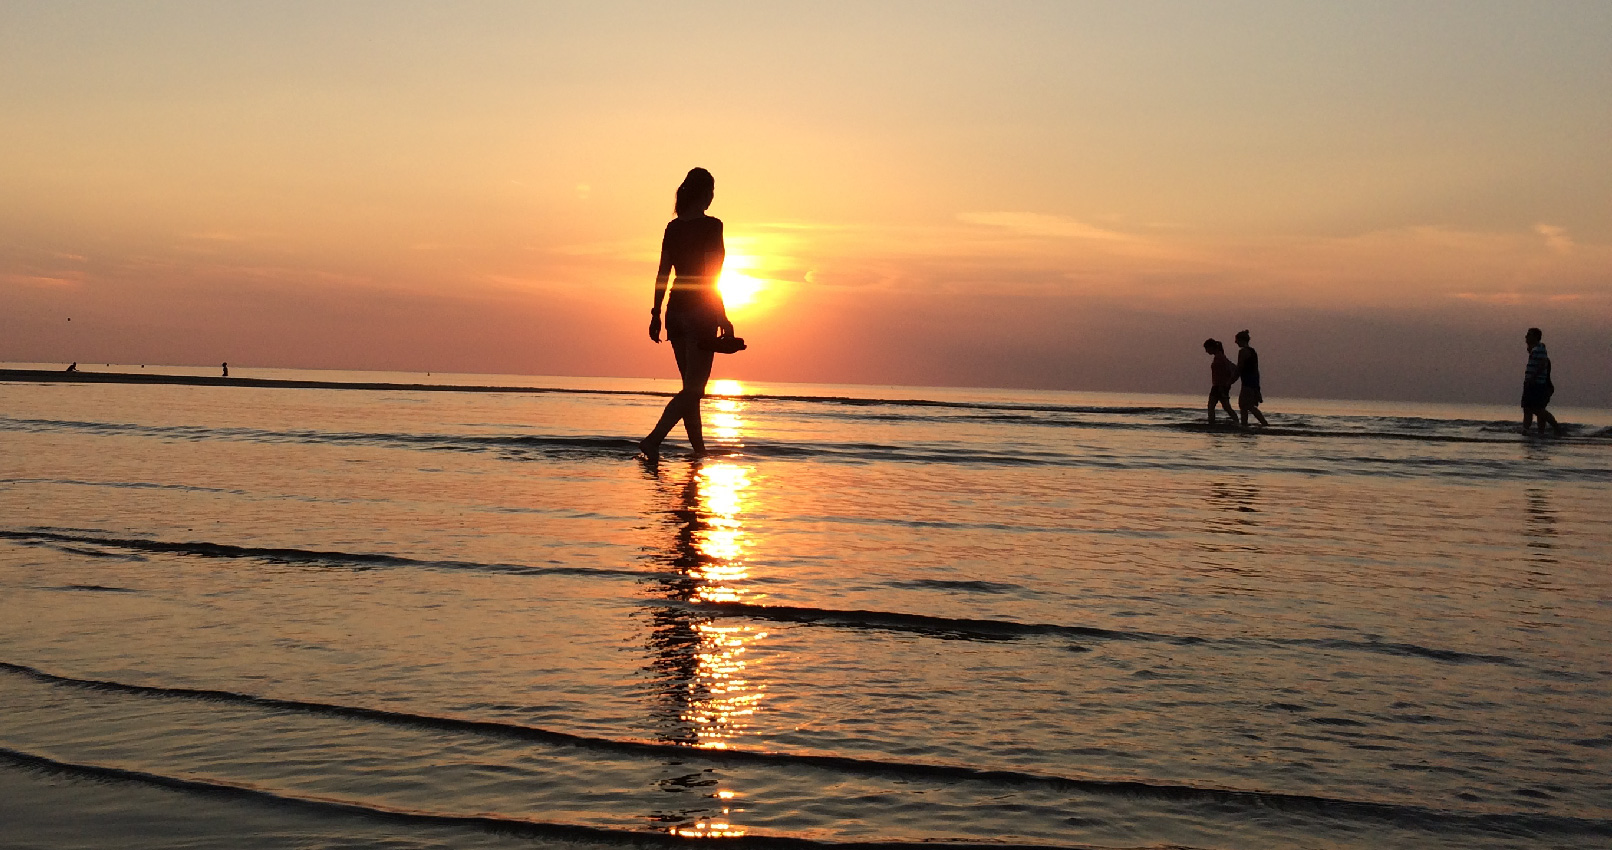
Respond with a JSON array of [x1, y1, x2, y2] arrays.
[[3, 1, 1609, 404]]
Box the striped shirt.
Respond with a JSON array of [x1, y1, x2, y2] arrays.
[[1525, 343, 1551, 386]]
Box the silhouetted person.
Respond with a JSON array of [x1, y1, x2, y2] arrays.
[[1521, 327, 1562, 435], [221, 362, 229, 377], [1204, 339, 1236, 424], [65, 362, 77, 372], [1234, 330, 1269, 427], [640, 168, 733, 459]]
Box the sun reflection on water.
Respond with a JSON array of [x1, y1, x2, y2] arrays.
[[684, 460, 764, 750], [642, 410, 765, 837], [707, 381, 746, 450]]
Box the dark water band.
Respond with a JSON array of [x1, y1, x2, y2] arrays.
[[3, 527, 1532, 668], [0, 745, 1116, 850], [3, 661, 1607, 838]]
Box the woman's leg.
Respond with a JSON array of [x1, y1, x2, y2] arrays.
[[678, 340, 715, 453], [640, 337, 715, 456]]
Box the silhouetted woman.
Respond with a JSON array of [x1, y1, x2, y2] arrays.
[[640, 167, 732, 458]]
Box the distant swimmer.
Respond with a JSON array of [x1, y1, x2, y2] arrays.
[[1234, 330, 1269, 427], [221, 362, 229, 377], [1203, 339, 1236, 425], [65, 362, 78, 372], [1521, 327, 1562, 436], [639, 167, 735, 460]]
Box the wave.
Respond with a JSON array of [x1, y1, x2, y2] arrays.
[[6, 413, 1607, 477], [775, 513, 1168, 537], [4, 746, 1028, 850], [7, 370, 1610, 446], [0, 416, 640, 459], [887, 578, 1028, 595], [1167, 422, 1529, 445], [654, 599, 1188, 644], [0, 415, 1079, 466], [658, 601, 1522, 666], [0, 477, 248, 495], [0, 529, 644, 581], [0, 367, 1171, 416], [4, 661, 1607, 839], [1, 528, 1529, 668]]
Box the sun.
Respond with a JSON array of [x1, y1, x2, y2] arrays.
[[717, 254, 766, 312], [718, 272, 763, 310]]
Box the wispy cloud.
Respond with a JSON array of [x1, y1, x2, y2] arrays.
[[2, 273, 80, 288], [1534, 223, 1574, 254], [182, 231, 260, 243], [957, 212, 1133, 242]]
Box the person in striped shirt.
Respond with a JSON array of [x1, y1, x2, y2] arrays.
[[1521, 327, 1562, 436]]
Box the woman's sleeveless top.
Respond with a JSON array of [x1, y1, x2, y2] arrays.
[[663, 216, 724, 318]]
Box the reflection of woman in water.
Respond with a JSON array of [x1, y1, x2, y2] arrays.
[[640, 168, 733, 459]]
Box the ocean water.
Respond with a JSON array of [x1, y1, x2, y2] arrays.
[[1, 366, 1609, 850]]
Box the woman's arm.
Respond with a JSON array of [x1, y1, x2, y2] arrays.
[[649, 225, 674, 342]]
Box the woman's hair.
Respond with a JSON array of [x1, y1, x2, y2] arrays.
[[1204, 338, 1222, 353], [674, 167, 715, 216]]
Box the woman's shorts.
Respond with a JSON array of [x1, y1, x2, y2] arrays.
[[666, 309, 719, 345], [1209, 386, 1231, 405], [1521, 383, 1553, 410]]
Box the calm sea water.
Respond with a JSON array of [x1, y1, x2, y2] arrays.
[[2, 365, 1609, 849]]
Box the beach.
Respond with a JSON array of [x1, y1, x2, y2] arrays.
[[2, 366, 1609, 849]]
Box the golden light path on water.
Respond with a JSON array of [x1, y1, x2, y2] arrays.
[[673, 380, 760, 839]]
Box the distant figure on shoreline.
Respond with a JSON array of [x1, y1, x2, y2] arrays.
[[221, 362, 229, 377], [1234, 330, 1269, 427], [1521, 327, 1562, 436], [65, 362, 77, 372], [639, 167, 733, 460], [1203, 339, 1236, 424]]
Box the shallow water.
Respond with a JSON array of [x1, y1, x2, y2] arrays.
[[1, 368, 1609, 849]]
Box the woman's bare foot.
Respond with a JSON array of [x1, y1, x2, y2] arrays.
[[638, 437, 661, 459]]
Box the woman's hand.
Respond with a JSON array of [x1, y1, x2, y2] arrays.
[[717, 318, 734, 339], [649, 312, 662, 343]]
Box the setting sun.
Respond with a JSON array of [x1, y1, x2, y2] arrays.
[[718, 254, 767, 312]]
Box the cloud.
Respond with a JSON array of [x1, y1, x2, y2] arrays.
[[2, 273, 80, 288], [1454, 292, 1525, 305], [956, 211, 1132, 242], [1534, 223, 1574, 254], [182, 231, 270, 243]]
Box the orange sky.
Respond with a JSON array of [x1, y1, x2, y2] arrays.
[[3, 2, 1609, 404]]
